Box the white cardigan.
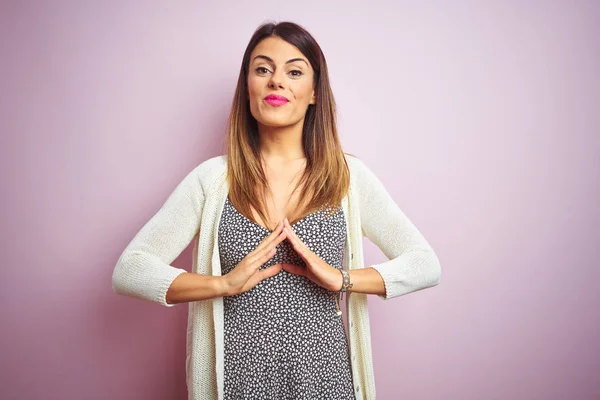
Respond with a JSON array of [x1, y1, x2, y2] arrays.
[[112, 154, 441, 400]]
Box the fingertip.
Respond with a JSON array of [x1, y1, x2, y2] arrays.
[[272, 221, 281, 234], [273, 264, 284, 275]]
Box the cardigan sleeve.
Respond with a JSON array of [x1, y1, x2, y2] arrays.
[[111, 166, 205, 307], [353, 157, 441, 300]]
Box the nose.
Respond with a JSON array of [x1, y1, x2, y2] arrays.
[[268, 70, 285, 89]]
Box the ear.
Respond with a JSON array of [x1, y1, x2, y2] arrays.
[[309, 90, 316, 105]]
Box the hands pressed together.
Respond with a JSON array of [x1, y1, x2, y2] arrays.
[[223, 217, 344, 296]]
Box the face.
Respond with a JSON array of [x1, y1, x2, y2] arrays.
[[247, 36, 316, 130]]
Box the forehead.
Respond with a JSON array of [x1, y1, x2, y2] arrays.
[[250, 36, 309, 65]]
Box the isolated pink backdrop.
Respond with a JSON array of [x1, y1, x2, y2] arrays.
[[2, 1, 599, 399]]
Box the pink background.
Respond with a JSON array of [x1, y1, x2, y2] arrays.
[[2, 1, 599, 399]]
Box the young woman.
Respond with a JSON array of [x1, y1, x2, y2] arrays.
[[112, 21, 441, 400]]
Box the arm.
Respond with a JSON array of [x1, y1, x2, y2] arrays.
[[351, 157, 441, 299], [111, 165, 220, 306], [164, 272, 228, 305], [345, 267, 386, 296]]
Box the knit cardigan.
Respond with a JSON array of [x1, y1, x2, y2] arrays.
[[112, 154, 441, 400]]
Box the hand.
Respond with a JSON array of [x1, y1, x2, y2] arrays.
[[223, 220, 287, 296], [281, 218, 343, 291]]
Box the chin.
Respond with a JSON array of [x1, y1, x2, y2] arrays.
[[262, 118, 306, 129], [252, 114, 299, 129]]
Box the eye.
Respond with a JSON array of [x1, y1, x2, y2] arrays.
[[289, 70, 303, 78], [255, 66, 271, 75]]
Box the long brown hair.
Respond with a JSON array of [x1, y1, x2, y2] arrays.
[[226, 21, 350, 230]]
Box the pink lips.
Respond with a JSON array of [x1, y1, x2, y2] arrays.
[[264, 94, 289, 106]]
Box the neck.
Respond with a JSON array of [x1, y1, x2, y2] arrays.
[[257, 122, 305, 162]]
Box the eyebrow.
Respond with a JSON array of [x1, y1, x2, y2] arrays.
[[252, 55, 309, 67]]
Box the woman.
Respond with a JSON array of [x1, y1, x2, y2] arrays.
[[112, 21, 441, 400]]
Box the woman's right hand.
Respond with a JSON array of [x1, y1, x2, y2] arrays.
[[223, 220, 287, 296]]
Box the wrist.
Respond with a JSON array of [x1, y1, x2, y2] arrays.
[[218, 275, 234, 297], [337, 269, 344, 291], [339, 269, 353, 292]]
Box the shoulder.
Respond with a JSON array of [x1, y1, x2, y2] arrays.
[[184, 154, 227, 193], [343, 152, 372, 179], [343, 152, 389, 197], [193, 154, 227, 177]]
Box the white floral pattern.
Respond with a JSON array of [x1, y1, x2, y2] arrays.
[[218, 197, 355, 399]]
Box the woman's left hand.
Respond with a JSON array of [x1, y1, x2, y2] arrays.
[[281, 218, 343, 291]]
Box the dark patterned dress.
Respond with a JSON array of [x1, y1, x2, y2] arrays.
[[218, 196, 355, 400]]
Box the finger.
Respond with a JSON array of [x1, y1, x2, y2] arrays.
[[264, 227, 288, 251], [253, 220, 285, 253], [247, 221, 285, 263], [283, 218, 304, 246], [258, 263, 283, 280], [283, 222, 310, 259], [250, 230, 286, 267], [281, 263, 307, 277], [243, 263, 283, 292]]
